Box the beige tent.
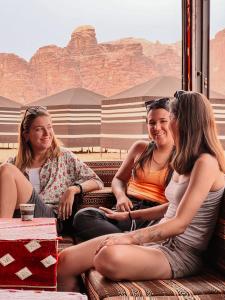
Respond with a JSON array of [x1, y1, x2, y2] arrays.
[[28, 88, 105, 148], [0, 96, 21, 145]]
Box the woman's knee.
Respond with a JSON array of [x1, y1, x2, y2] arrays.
[[94, 246, 124, 280], [57, 249, 71, 276], [0, 163, 16, 177]]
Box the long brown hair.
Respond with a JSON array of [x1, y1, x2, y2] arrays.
[[133, 98, 175, 187], [15, 106, 61, 172], [171, 91, 225, 174]]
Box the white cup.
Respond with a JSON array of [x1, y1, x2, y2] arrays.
[[20, 204, 35, 221]]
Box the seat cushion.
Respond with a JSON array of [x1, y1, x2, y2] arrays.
[[106, 296, 225, 300], [206, 190, 225, 275], [84, 268, 225, 300]]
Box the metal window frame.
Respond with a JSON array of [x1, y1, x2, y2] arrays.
[[182, 0, 210, 97]]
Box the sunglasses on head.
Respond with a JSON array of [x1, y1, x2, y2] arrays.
[[145, 98, 170, 111], [174, 90, 186, 101], [23, 106, 47, 119]]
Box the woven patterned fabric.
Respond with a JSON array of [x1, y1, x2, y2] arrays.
[[81, 188, 116, 210], [84, 268, 225, 300], [107, 296, 225, 300], [85, 161, 122, 187], [207, 190, 225, 275]]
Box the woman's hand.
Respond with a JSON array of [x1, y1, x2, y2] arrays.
[[95, 233, 139, 254], [99, 207, 129, 221], [58, 186, 79, 220], [116, 195, 133, 212]]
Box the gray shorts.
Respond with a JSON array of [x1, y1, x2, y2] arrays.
[[147, 238, 203, 278], [13, 189, 56, 218]]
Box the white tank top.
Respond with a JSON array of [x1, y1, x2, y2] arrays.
[[26, 168, 41, 194], [162, 178, 224, 251]]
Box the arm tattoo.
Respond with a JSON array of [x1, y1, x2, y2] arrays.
[[132, 226, 164, 245]]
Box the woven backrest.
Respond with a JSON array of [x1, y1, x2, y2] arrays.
[[206, 189, 225, 274], [85, 160, 122, 187]]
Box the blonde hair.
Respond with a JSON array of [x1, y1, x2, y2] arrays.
[[15, 107, 61, 172], [170, 92, 225, 174]]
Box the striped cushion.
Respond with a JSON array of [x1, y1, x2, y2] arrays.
[[107, 296, 225, 300], [207, 190, 225, 275], [84, 268, 225, 300]]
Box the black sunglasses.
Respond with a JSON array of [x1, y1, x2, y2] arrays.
[[145, 98, 170, 111], [23, 106, 47, 119]]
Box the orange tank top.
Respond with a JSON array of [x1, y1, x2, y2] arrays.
[[127, 165, 168, 204]]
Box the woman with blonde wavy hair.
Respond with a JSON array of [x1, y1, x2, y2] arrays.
[[58, 91, 225, 291], [0, 106, 103, 234]]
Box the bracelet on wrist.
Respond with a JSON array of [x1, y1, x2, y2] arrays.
[[74, 183, 83, 195], [128, 210, 132, 222]]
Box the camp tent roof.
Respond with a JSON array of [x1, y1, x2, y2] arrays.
[[0, 96, 20, 108], [109, 76, 181, 99], [29, 87, 106, 106]]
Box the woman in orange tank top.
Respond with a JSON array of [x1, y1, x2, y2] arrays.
[[73, 98, 175, 240]]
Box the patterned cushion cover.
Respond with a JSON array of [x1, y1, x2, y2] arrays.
[[84, 268, 225, 300], [77, 160, 120, 210], [85, 161, 122, 187], [81, 188, 116, 210], [206, 190, 225, 275], [107, 296, 225, 300]]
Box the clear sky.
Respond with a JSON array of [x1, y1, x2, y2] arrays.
[[0, 0, 224, 61]]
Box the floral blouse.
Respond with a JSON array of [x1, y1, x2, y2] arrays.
[[8, 147, 103, 209]]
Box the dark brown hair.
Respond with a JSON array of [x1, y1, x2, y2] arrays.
[[171, 91, 225, 174], [133, 98, 175, 187]]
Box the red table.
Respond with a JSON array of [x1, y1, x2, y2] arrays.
[[0, 218, 58, 290]]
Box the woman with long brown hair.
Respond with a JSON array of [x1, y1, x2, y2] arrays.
[[0, 106, 103, 233], [73, 98, 175, 241], [58, 91, 225, 291]]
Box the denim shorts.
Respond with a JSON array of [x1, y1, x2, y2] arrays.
[[13, 189, 56, 218]]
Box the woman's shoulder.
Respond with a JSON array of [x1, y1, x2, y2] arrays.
[[58, 147, 77, 160], [193, 153, 222, 179], [130, 140, 149, 154], [196, 153, 219, 167], [59, 147, 73, 155]]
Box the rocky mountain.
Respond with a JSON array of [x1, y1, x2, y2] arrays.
[[0, 25, 224, 104], [210, 29, 225, 96]]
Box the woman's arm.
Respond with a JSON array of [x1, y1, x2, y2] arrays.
[[99, 203, 168, 222], [58, 150, 104, 220], [129, 154, 224, 244], [71, 152, 104, 190], [130, 203, 169, 220], [98, 154, 224, 247], [112, 141, 148, 211]]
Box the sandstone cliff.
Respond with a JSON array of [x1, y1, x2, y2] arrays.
[[0, 25, 223, 103], [210, 29, 225, 96]]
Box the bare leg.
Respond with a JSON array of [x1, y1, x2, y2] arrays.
[[94, 244, 172, 281], [0, 163, 33, 217], [57, 235, 172, 291], [57, 235, 115, 291]]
